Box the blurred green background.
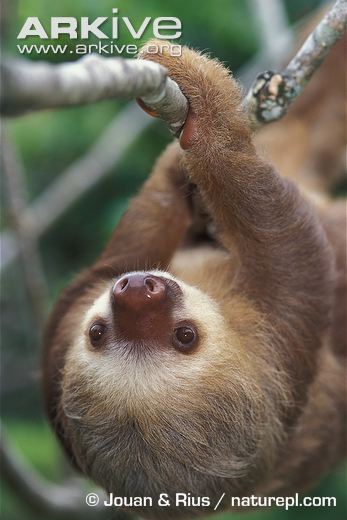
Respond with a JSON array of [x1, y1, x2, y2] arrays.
[[1, 0, 346, 519]]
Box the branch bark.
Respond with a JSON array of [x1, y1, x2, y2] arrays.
[[1, 54, 188, 136], [244, 0, 346, 128]]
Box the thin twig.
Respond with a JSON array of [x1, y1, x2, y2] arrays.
[[244, 0, 346, 128], [1, 133, 48, 327], [23, 103, 151, 237]]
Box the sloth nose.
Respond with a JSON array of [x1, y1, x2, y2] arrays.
[[113, 273, 167, 311]]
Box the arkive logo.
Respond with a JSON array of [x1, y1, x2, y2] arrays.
[[17, 8, 182, 40]]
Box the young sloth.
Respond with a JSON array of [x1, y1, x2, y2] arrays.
[[43, 40, 346, 519]]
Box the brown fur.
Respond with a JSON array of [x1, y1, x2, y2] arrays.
[[43, 37, 346, 519]]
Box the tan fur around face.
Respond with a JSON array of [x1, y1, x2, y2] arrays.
[[60, 271, 288, 518]]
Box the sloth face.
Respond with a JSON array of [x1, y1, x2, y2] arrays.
[[63, 271, 235, 417], [60, 271, 284, 518], [85, 271, 201, 356]]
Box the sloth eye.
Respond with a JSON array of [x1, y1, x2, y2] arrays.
[[89, 323, 107, 346], [173, 325, 198, 352]]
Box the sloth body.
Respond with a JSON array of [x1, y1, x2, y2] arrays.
[[43, 39, 346, 519]]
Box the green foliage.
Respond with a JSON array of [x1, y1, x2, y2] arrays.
[[4, 421, 62, 478]]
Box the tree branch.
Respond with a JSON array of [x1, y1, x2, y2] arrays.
[[244, 0, 346, 128], [1, 1, 345, 133], [1, 55, 188, 136]]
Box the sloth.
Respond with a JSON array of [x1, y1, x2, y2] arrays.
[[43, 38, 346, 519]]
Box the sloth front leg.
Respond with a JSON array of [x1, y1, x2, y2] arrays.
[[140, 40, 334, 413]]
